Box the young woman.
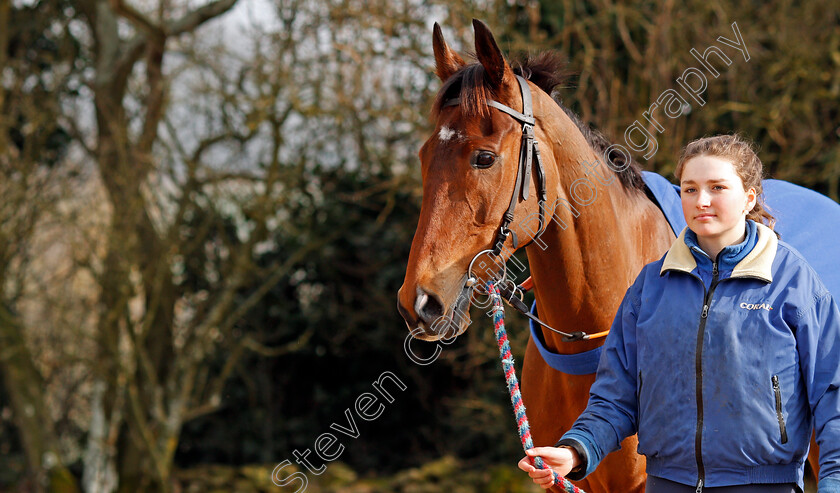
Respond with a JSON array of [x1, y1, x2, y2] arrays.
[[518, 135, 840, 493]]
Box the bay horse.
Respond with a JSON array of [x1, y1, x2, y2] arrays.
[[397, 19, 824, 492], [396, 19, 669, 492]]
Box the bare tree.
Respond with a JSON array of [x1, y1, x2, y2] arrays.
[[0, 0, 506, 490]]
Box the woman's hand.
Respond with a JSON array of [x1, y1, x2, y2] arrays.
[[517, 446, 580, 490]]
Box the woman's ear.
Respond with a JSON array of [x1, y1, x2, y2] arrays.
[[745, 187, 757, 213]]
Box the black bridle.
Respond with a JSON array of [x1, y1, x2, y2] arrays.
[[443, 74, 548, 256], [442, 75, 593, 342]]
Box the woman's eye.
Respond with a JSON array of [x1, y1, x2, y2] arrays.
[[471, 150, 498, 169]]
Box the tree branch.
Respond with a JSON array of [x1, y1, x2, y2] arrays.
[[242, 329, 314, 358], [113, 36, 147, 88], [165, 0, 238, 37], [108, 0, 163, 37]]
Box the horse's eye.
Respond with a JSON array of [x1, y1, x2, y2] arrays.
[[471, 150, 498, 169]]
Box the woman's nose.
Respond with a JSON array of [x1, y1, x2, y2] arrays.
[[696, 190, 711, 207]]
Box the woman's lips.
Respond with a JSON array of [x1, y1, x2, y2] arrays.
[[695, 214, 715, 220]]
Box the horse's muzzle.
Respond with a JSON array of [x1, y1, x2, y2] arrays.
[[397, 282, 472, 341]]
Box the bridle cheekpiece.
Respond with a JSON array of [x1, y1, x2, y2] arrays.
[[442, 74, 548, 256]]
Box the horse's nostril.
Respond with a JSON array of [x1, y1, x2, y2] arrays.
[[415, 287, 445, 325]]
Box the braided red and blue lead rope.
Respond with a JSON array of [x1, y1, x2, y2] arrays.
[[487, 281, 584, 493]]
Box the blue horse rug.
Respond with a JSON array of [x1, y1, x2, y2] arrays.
[[531, 170, 840, 374]]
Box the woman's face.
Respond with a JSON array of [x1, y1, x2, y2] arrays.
[[680, 155, 757, 248]]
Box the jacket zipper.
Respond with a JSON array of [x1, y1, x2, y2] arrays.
[[638, 371, 643, 419], [675, 248, 769, 493], [693, 260, 719, 493], [772, 375, 789, 444]]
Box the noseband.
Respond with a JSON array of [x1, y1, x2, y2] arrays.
[[443, 75, 548, 256]]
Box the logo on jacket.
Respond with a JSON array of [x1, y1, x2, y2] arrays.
[[740, 302, 773, 311]]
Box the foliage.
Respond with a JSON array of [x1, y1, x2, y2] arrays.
[[501, 0, 840, 197]]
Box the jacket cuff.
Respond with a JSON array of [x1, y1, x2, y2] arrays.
[[557, 429, 602, 479], [818, 476, 840, 493], [554, 437, 589, 481]]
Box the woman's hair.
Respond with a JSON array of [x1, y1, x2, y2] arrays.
[[675, 134, 776, 230]]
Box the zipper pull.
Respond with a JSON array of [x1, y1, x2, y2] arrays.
[[701, 304, 709, 318], [773, 375, 780, 390], [712, 262, 718, 277], [696, 478, 704, 493]]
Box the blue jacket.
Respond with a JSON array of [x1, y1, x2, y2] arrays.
[[559, 220, 840, 492]]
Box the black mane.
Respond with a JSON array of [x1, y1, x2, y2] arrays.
[[432, 51, 645, 191]]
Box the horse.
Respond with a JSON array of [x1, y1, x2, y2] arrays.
[[397, 19, 832, 492]]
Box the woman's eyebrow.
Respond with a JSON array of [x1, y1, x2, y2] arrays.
[[680, 178, 729, 185]]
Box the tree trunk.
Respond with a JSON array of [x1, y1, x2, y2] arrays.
[[0, 304, 80, 493]]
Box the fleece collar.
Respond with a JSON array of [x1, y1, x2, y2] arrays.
[[660, 222, 778, 282], [684, 219, 757, 272]]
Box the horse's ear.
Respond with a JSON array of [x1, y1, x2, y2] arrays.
[[473, 19, 512, 88], [433, 23, 465, 82]]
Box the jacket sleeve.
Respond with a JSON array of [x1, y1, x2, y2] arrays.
[[793, 289, 840, 492], [557, 273, 643, 479]]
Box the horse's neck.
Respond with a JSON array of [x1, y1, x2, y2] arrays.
[[525, 145, 674, 355]]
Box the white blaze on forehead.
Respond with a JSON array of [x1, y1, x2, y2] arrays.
[[438, 126, 459, 142]]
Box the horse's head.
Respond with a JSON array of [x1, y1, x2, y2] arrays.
[[397, 20, 561, 341]]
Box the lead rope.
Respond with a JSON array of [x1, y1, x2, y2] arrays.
[[488, 281, 585, 493]]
